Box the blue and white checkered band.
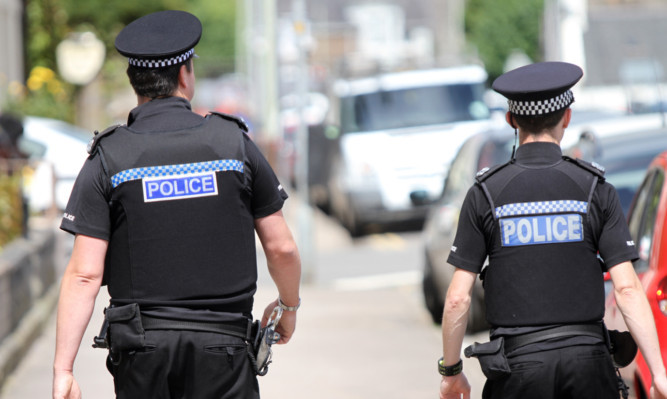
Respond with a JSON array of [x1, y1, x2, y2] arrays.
[[496, 200, 587, 247], [495, 200, 588, 218], [508, 90, 574, 116], [111, 159, 243, 188], [128, 48, 195, 68]]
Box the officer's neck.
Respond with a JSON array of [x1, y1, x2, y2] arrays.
[[136, 91, 190, 106], [519, 129, 562, 146]]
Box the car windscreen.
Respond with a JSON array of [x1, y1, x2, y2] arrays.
[[340, 83, 489, 133]]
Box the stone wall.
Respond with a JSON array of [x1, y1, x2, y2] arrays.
[[0, 220, 59, 389]]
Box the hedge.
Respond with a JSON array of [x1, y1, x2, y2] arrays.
[[0, 161, 26, 250]]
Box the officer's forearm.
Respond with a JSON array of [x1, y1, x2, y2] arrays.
[[441, 268, 475, 366], [54, 265, 102, 373], [255, 211, 301, 305], [611, 262, 666, 377], [53, 235, 106, 374], [266, 246, 301, 306]]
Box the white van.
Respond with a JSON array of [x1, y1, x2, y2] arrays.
[[326, 66, 501, 236]]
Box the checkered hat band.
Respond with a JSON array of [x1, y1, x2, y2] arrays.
[[128, 48, 195, 68], [495, 200, 588, 218], [111, 159, 244, 188], [508, 90, 574, 115]]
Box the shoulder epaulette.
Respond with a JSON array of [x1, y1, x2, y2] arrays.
[[475, 162, 511, 183], [208, 111, 249, 132], [87, 124, 122, 155], [562, 156, 606, 179]]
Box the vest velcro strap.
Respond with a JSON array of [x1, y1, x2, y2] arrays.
[[503, 323, 605, 353], [141, 315, 253, 340]]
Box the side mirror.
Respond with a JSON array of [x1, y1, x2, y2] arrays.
[[410, 190, 435, 206]]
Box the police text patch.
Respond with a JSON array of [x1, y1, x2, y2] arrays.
[[143, 172, 218, 202], [496, 200, 586, 247]]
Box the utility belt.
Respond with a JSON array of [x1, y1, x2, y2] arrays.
[[464, 323, 637, 381], [92, 303, 282, 376]]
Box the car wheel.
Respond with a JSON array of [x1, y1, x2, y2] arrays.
[[422, 256, 444, 324], [341, 202, 366, 237]]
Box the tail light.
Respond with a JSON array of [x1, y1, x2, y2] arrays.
[[658, 278, 667, 316]]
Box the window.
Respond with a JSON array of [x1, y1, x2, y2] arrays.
[[340, 83, 489, 133], [628, 168, 665, 274]]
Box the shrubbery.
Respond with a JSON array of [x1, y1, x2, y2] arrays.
[[0, 163, 25, 250]]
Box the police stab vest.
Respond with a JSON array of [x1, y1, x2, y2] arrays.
[[92, 113, 257, 313], [475, 156, 607, 327]]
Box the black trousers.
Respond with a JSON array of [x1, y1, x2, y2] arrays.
[[482, 343, 619, 399], [107, 329, 260, 399]]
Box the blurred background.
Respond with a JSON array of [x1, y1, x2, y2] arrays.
[[1, 0, 667, 398]]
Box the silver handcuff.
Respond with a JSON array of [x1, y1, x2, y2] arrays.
[[255, 306, 282, 376]]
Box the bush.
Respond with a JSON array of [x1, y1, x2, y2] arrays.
[[0, 163, 26, 250]]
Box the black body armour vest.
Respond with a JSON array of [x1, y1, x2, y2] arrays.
[[92, 114, 256, 313], [476, 157, 606, 327]]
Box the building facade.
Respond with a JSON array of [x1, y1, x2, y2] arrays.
[[0, 0, 24, 106]]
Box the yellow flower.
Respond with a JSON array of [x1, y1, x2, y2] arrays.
[[47, 79, 63, 95], [27, 75, 43, 91], [31, 66, 55, 81]]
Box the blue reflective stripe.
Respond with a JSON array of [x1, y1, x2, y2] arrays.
[[110, 159, 244, 188], [495, 200, 587, 218]]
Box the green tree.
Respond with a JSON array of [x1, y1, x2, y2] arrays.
[[59, 0, 237, 77], [13, 0, 238, 121], [465, 0, 544, 82]]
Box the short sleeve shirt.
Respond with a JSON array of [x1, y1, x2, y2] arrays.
[[447, 143, 637, 274], [61, 97, 287, 239]]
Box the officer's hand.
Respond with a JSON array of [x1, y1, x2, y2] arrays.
[[440, 373, 471, 399], [651, 373, 667, 399], [261, 299, 296, 344], [53, 370, 81, 399]]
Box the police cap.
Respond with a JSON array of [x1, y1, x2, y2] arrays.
[[492, 62, 583, 116], [115, 10, 202, 69]]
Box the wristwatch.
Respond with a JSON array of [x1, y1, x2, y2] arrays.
[[438, 358, 463, 376], [278, 297, 301, 311]]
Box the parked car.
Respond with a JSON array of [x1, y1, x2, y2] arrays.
[[604, 149, 667, 399], [565, 126, 667, 216], [419, 128, 514, 330], [326, 65, 501, 236], [19, 116, 92, 212]]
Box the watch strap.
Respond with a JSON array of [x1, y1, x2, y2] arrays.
[[438, 358, 463, 376], [278, 297, 300, 311]]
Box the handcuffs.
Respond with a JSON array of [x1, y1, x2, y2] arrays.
[[254, 305, 283, 376]]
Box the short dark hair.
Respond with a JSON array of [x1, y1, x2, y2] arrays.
[[126, 58, 192, 98], [512, 108, 568, 133]]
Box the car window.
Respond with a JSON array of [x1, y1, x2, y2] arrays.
[[440, 135, 513, 205], [477, 137, 514, 171], [628, 168, 664, 274], [441, 136, 480, 204], [340, 83, 488, 133]]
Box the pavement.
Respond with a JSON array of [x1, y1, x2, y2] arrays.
[[0, 199, 486, 399]]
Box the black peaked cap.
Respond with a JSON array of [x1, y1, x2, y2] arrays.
[[492, 62, 583, 115], [115, 10, 202, 65], [492, 62, 583, 102]]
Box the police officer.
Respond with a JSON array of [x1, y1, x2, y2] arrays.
[[438, 62, 667, 399], [52, 10, 301, 399]]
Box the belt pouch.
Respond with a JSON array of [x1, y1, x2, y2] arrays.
[[464, 338, 511, 380], [105, 304, 145, 352], [608, 329, 638, 368]]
